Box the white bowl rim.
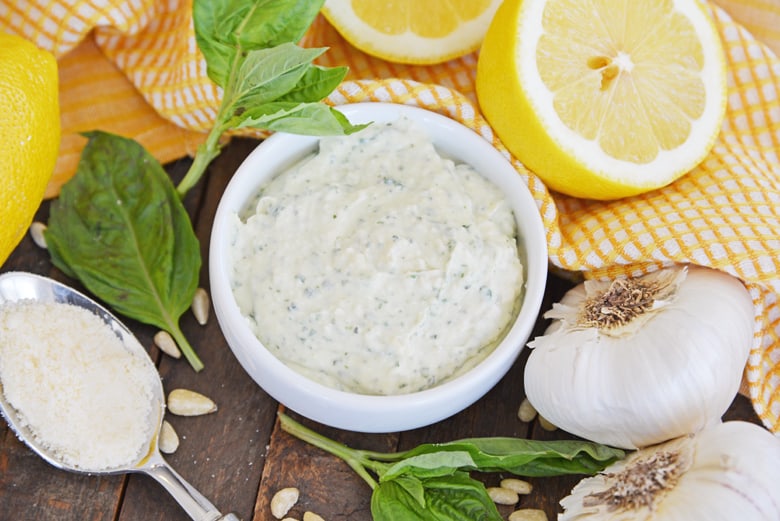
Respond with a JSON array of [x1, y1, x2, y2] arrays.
[[210, 102, 548, 432]]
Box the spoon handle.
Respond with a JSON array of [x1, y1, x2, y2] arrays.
[[143, 453, 240, 521]]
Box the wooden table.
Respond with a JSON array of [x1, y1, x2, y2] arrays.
[[0, 138, 762, 521]]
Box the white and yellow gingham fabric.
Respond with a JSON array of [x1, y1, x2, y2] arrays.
[[2, 0, 780, 432]]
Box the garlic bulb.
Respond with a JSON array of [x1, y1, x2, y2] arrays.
[[524, 265, 753, 449], [559, 421, 780, 520]]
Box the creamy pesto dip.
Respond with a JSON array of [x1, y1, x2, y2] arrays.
[[229, 117, 524, 395]]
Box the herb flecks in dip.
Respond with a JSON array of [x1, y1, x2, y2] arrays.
[[229, 117, 524, 395]]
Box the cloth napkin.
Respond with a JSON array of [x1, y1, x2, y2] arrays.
[[2, 0, 779, 434]]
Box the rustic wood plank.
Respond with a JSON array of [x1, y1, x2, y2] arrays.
[[0, 429, 125, 521]]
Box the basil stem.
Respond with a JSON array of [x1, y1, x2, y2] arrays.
[[176, 119, 225, 197], [278, 412, 389, 489]]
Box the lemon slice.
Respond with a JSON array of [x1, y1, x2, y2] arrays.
[[322, 0, 503, 64], [476, 0, 727, 200]]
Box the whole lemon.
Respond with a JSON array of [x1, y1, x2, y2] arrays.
[[0, 32, 60, 265]]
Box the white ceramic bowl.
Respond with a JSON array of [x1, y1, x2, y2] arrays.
[[210, 102, 547, 432]]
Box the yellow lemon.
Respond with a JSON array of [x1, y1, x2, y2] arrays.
[[476, 0, 727, 200], [0, 32, 60, 265], [322, 0, 502, 64]]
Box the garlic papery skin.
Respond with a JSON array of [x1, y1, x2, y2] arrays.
[[559, 421, 780, 520], [524, 265, 754, 449]]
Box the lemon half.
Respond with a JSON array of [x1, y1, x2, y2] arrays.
[[322, 0, 503, 65], [476, 0, 727, 200]]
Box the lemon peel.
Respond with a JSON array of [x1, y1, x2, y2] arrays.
[[0, 32, 60, 264]]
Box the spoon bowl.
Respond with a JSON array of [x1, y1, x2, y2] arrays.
[[0, 271, 239, 521]]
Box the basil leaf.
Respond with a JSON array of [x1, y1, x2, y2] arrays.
[[236, 102, 364, 135], [277, 64, 348, 103], [423, 473, 503, 521], [381, 451, 477, 481], [228, 44, 327, 110], [46, 131, 204, 371], [396, 438, 625, 477], [372, 472, 502, 521], [193, 0, 324, 86], [372, 478, 428, 521]]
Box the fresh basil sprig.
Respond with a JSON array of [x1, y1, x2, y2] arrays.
[[46, 132, 204, 371], [177, 0, 363, 194], [45, 0, 362, 371], [278, 413, 625, 521]]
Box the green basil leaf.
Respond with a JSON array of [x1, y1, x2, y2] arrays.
[[277, 64, 349, 103], [372, 478, 429, 521], [227, 44, 327, 109], [236, 101, 366, 135], [396, 438, 625, 477], [381, 451, 477, 481], [423, 473, 503, 521], [46, 131, 203, 370], [193, 0, 324, 86], [372, 472, 502, 521]]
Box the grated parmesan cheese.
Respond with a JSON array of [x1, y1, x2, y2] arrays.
[[0, 300, 158, 471]]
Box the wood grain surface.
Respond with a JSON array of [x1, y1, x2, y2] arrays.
[[0, 138, 761, 521]]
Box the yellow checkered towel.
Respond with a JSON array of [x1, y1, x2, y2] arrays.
[[3, 0, 780, 433]]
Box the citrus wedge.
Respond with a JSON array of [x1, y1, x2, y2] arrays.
[[322, 0, 503, 64], [476, 0, 727, 200]]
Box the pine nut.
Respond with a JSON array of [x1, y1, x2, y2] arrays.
[[508, 508, 548, 521], [538, 415, 558, 431], [154, 330, 181, 359], [29, 221, 47, 249], [500, 478, 532, 495], [303, 512, 325, 521], [159, 420, 179, 454], [191, 287, 210, 326], [487, 486, 519, 505], [518, 397, 537, 422], [167, 389, 218, 416], [270, 487, 299, 519]]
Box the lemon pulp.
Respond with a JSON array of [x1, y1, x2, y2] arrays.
[[323, 0, 502, 64]]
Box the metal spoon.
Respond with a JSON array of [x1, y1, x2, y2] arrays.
[[0, 271, 239, 521]]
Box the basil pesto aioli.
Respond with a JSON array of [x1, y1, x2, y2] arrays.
[[229, 117, 524, 395]]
